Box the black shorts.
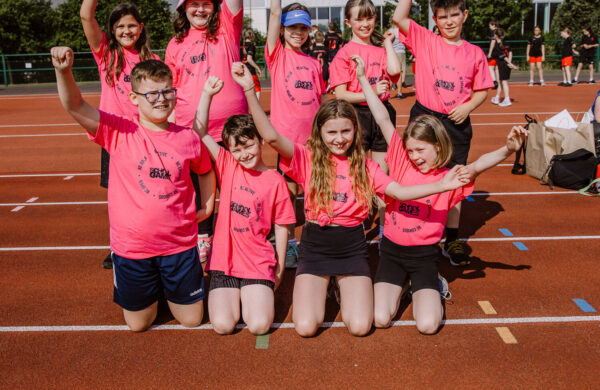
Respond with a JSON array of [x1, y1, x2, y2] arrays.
[[297, 222, 370, 277], [353, 100, 396, 153], [498, 62, 511, 81], [580, 54, 595, 66], [100, 148, 109, 189], [410, 100, 472, 167], [374, 236, 439, 293], [208, 271, 274, 291]]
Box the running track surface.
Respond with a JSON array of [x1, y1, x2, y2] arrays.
[[1, 83, 599, 388]]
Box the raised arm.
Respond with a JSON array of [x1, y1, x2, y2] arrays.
[[352, 55, 395, 144], [52, 47, 100, 136], [385, 165, 469, 201], [464, 125, 528, 180], [266, 0, 282, 55], [80, 0, 103, 52], [225, 0, 242, 17], [392, 0, 411, 34], [230, 62, 294, 159], [384, 31, 401, 76], [193, 76, 224, 161]]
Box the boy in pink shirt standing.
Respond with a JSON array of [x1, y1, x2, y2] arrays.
[[193, 76, 295, 335], [393, 0, 494, 266], [51, 47, 216, 332]]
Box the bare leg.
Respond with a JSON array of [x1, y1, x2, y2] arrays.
[[168, 300, 204, 328], [373, 282, 404, 328], [337, 275, 373, 336], [292, 274, 329, 337], [241, 284, 275, 335], [122, 302, 158, 332], [574, 62, 583, 81], [208, 288, 240, 334], [537, 62, 544, 82], [447, 201, 461, 230], [412, 288, 444, 334], [529, 62, 535, 82]]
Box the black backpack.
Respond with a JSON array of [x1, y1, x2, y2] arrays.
[[541, 148, 597, 190]]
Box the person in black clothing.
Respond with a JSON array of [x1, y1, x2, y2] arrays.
[[559, 28, 578, 86], [309, 30, 329, 81], [241, 28, 262, 98], [574, 27, 598, 84], [487, 19, 499, 89], [324, 21, 344, 65], [526, 25, 545, 86], [490, 28, 518, 107]]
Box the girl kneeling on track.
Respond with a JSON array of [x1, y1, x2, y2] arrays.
[[193, 76, 295, 335], [231, 61, 469, 337], [353, 55, 528, 334]]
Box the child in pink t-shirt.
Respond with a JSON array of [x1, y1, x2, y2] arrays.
[[354, 55, 527, 334], [52, 48, 216, 332], [265, 0, 326, 268], [166, 0, 247, 261], [80, 0, 159, 269], [232, 61, 468, 337], [393, 0, 494, 267], [329, 0, 401, 175], [193, 76, 295, 335]]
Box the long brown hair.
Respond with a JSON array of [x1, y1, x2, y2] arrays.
[[403, 115, 453, 170], [307, 100, 375, 218], [344, 0, 384, 47], [103, 3, 153, 87], [173, 0, 222, 43]]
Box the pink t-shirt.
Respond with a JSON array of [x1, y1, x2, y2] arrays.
[[91, 33, 160, 118], [265, 39, 325, 145], [384, 131, 474, 246], [329, 40, 398, 105], [165, 2, 247, 141], [400, 20, 493, 114], [206, 149, 295, 281], [89, 111, 212, 259], [280, 144, 393, 227]]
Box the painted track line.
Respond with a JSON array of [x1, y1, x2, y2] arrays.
[[0, 133, 85, 138], [0, 123, 80, 128], [396, 111, 585, 117], [3, 235, 600, 252], [1, 315, 599, 333], [1, 201, 107, 206], [0, 173, 99, 178]]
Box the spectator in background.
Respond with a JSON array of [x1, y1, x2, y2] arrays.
[[309, 30, 329, 82], [559, 28, 578, 87], [387, 17, 407, 99], [526, 25, 545, 86], [324, 21, 344, 65], [487, 19, 499, 90], [241, 28, 262, 99], [573, 27, 598, 84]]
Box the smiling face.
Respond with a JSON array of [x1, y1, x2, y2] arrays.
[[433, 6, 468, 42], [281, 23, 310, 50], [320, 117, 356, 156], [130, 78, 175, 126], [345, 6, 375, 43], [227, 136, 263, 170], [405, 137, 440, 173], [112, 14, 143, 49], [185, 0, 215, 29]]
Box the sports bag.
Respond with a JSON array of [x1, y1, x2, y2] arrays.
[[541, 148, 597, 190]]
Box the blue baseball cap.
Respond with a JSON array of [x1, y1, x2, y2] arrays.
[[281, 10, 311, 28]]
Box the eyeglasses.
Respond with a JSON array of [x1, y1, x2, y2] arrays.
[[133, 88, 177, 103]]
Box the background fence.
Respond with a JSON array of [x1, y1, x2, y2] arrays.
[[2, 41, 599, 87]]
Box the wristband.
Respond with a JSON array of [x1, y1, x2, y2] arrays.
[[244, 86, 254, 93]]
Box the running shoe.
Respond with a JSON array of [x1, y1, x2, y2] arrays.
[[438, 274, 452, 300], [498, 98, 512, 107], [528, 81, 534, 87], [491, 96, 500, 104], [102, 252, 113, 269], [197, 235, 212, 263], [540, 80, 546, 86], [442, 240, 471, 266], [590, 80, 596, 84]]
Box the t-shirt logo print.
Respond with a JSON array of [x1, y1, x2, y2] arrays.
[[432, 65, 465, 107], [285, 68, 317, 106], [136, 150, 183, 200]]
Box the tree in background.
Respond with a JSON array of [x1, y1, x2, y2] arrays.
[[0, 0, 57, 54], [52, 0, 173, 53], [550, 0, 600, 40]]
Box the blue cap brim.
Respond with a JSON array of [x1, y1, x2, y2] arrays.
[[281, 10, 311, 28]]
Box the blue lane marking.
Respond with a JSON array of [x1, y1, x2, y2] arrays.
[[499, 228, 514, 237], [513, 242, 528, 250], [573, 299, 597, 313], [465, 196, 475, 202]]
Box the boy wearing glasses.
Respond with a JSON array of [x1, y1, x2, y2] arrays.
[[51, 47, 216, 332]]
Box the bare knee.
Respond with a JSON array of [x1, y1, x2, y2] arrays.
[[247, 320, 271, 335], [294, 318, 320, 337], [373, 309, 392, 329], [126, 319, 153, 333], [346, 317, 372, 337], [416, 317, 441, 335], [178, 313, 203, 328]]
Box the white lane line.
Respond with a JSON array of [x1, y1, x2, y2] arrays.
[[0, 173, 99, 178], [396, 112, 586, 117], [471, 191, 576, 196], [0, 133, 85, 138], [10, 206, 24, 212], [64, 176, 74, 181], [0, 123, 80, 128], [1, 315, 599, 333], [1, 201, 107, 206], [26, 197, 38, 203], [3, 235, 600, 252], [10, 197, 38, 212]]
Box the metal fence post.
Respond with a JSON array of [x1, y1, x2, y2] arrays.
[[2, 55, 7, 87]]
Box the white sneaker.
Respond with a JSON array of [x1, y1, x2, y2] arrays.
[[491, 96, 500, 104], [528, 81, 534, 86], [498, 98, 512, 107], [540, 80, 546, 86]]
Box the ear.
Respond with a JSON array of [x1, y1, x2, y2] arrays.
[[344, 18, 351, 30], [462, 9, 469, 23], [129, 91, 139, 106]]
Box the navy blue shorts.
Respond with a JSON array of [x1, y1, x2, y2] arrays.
[[112, 247, 205, 311]]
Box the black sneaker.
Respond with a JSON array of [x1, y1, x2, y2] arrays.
[[558, 82, 565, 86], [565, 82, 573, 87], [590, 80, 596, 84], [493, 81, 498, 89], [393, 93, 406, 99], [102, 252, 113, 269], [442, 240, 471, 266]]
